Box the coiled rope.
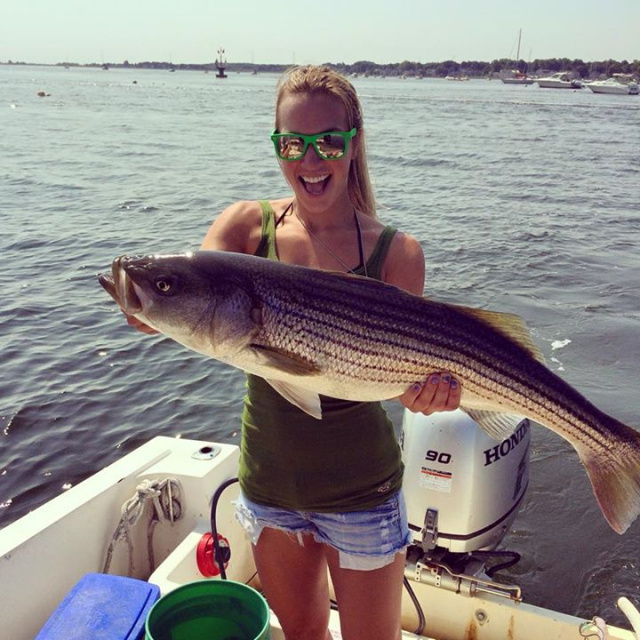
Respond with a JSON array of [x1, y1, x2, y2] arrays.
[[102, 478, 183, 576]]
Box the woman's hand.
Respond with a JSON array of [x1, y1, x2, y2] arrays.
[[399, 373, 461, 415], [122, 311, 159, 335]]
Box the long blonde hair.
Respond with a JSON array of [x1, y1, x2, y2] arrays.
[[274, 65, 377, 218]]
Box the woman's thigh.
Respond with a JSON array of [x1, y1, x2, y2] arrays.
[[252, 528, 333, 640], [327, 547, 406, 640]]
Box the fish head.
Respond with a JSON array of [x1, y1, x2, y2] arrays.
[[98, 252, 261, 357]]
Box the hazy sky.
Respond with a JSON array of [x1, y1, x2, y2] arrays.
[[4, 0, 638, 65]]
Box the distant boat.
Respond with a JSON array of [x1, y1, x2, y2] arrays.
[[585, 74, 639, 95], [536, 72, 583, 89], [501, 29, 535, 85]]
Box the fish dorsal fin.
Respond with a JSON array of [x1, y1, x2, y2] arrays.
[[462, 408, 527, 441], [251, 345, 321, 376], [264, 379, 323, 419], [456, 306, 546, 365]]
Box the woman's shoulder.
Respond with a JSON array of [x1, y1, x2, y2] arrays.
[[201, 199, 289, 252], [381, 228, 425, 295]]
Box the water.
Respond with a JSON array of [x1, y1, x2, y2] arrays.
[[2, 65, 639, 627]]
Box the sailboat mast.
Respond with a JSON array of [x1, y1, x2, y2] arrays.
[[516, 28, 522, 71]]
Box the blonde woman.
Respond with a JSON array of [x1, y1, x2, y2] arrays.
[[198, 66, 460, 640]]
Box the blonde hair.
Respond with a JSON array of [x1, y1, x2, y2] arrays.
[[275, 65, 377, 218]]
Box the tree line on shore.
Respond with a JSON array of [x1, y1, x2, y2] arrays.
[[5, 57, 639, 78], [342, 57, 640, 78]]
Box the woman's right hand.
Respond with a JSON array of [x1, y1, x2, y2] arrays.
[[122, 311, 159, 335]]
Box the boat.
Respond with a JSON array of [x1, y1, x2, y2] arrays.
[[501, 29, 535, 85], [585, 74, 639, 95], [1, 408, 639, 639], [536, 72, 583, 89], [502, 71, 535, 85]]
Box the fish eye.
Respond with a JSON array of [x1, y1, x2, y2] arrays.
[[154, 275, 174, 294]]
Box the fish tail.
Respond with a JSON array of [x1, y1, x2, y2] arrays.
[[580, 419, 640, 534]]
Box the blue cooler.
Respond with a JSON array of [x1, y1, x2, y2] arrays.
[[36, 573, 160, 640]]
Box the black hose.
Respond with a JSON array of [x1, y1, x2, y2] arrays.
[[472, 550, 521, 577], [209, 477, 239, 580], [403, 577, 427, 636]]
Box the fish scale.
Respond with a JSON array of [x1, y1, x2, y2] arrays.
[[99, 250, 640, 534]]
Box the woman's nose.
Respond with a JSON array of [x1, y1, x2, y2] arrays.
[[300, 144, 324, 165]]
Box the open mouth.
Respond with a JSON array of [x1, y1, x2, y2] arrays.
[[98, 258, 143, 315], [300, 174, 330, 195]]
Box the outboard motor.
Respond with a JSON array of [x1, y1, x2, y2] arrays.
[[401, 408, 530, 601]]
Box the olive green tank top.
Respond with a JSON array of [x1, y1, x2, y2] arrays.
[[239, 200, 403, 512]]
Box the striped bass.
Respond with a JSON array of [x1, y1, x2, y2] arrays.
[[98, 251, 640, 534]]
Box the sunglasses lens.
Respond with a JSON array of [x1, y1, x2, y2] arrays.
[[276, 135, 306, 160], [315, 134, 347, 159]]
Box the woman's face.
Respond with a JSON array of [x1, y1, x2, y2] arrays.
[[276, 91, 356, 214]]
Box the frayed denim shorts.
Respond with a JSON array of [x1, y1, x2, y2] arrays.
[[235, 490, 411, 571]]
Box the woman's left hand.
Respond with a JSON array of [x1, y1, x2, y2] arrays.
[[399, 373, 461, 415]]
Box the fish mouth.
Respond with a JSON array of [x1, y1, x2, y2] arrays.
[[98, 255, 144, 315]]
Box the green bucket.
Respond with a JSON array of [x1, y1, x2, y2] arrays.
[[145, 580, 270, 640]]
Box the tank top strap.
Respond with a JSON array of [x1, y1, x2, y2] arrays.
[[254, 200, 279, 260], [354, 225, 397, 281]]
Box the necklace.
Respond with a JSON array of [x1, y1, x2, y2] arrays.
[[293, 203, 368, 277]]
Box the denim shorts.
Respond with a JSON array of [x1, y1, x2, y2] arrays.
[[235, 490, 411, 571]]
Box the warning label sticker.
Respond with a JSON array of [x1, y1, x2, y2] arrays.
[[419, 466, 453, 493]]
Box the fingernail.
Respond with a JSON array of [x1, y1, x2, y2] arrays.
[[430, 374, 440, 385], [412, 382, 423, 393], [442, 374, 451, 384], [450, 379, 458, 389]]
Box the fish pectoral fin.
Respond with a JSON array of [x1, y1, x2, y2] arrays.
[[251, 345, 321, 376], [457, 306, 546, 365], [462, 408, 526, 441], [264, 379, 323, 420]]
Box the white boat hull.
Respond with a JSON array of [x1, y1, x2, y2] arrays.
[[0, 436, 637, 640], [586, 81, 639, 95], [536, 73, 583, 89], [501, 78, 535, 85]]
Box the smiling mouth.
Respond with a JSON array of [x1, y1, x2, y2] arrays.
[[300, 174, 330, 195]]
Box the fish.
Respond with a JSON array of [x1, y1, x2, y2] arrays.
[[98, 250, 640, 534]]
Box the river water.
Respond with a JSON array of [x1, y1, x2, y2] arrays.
[[1, 64, 639, 627]]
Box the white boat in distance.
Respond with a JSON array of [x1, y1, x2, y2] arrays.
[[501, 29, 535, 85], [502, 71, 535, 85], [1, 412, 640, 639], [537, 72, 583, 89], [586, 74, 639, 95]]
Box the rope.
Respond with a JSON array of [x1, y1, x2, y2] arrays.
[[102, 478, 182, 575], [579, 617, 609, 640]]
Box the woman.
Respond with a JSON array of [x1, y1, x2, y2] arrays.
[[200, 66, 459, 640], [129, 65, 460, 639]]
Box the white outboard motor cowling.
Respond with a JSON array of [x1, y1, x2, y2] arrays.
[[401, 409, 530, 553]]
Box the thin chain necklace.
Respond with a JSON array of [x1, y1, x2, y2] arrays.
[[293, 203, 368, 277]]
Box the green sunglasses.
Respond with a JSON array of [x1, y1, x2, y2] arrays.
[[271, 128, 357, 161]]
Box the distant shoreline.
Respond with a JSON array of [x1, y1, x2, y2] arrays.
[[2, 57, 638, 80]]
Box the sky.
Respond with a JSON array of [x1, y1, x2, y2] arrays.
[[2, 0, 638, 66]]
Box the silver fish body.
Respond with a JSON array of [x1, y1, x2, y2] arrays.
[[99, 251, 640, 534]]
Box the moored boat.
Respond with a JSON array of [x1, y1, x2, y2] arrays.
[[537, 72, 583, 89], [501, 29, 535, 85], [586, 75, 639, 95], [501, 71, 535, 85], [1, 411, 639, 639]]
